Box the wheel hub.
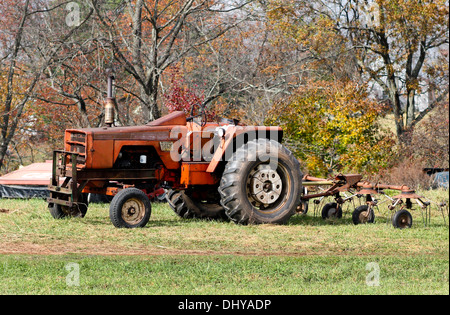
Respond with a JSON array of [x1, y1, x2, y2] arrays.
[[121, 199, 145, 224], [249, 167, 282, 205], [328, 207, 338, 217], [359, 211, 370, 223], [398, 214, 410, 228]]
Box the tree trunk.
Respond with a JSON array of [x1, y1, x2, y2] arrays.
[[0, 0, 30, 170], [406, 88, 416, 127], [389, 85, 404, 139], [384, 55, 404, 140], [140, 77, 161, 123]]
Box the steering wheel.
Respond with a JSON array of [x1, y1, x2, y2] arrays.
[[186, 103, 207, 126]]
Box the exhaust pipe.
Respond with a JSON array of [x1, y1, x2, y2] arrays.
[[104, 74, 116, 127]]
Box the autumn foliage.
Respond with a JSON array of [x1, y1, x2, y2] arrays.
[[267, 79, 396, 177], [0, 0, 448, 181]]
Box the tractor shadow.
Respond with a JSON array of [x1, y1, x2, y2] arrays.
[[288, 213, 355, 226]]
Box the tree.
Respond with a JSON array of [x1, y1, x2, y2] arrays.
[[408, 101, 449, 168], [33, 1, 107, 131], [0, 0, 94, 170], [266, 0, 449, 141], [267, 78, 395, 176], [162, 1, 322, 126], [90, 0, 253, 123], [162, 69, 205, 114]]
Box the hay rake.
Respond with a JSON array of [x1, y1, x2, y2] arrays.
[[299, 173, 448, 228]]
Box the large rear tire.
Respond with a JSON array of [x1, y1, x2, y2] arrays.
[[218, 139, 302, 225], [166, 189, 226, 220], [166, 190, 196, 219]]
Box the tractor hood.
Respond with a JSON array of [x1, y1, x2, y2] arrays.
[[63, 111, 188, 170], [67, 111, 187, 141]]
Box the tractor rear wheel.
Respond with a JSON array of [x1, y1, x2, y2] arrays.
[[166, 189, 226, 220], [166, 190, 196, 219], [218, 139, 302, 225]]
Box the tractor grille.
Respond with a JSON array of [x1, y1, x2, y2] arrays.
[[70, 132, 86, 143], [67, 131, 87, 165], [69, 143, 86, 154]]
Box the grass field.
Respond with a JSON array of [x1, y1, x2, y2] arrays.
[[0, 189, 448, 295]]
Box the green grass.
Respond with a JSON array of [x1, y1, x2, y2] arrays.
[[0, 254, 447, 294], [0, 188, 448, 294]]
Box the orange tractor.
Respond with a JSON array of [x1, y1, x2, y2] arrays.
[[47, 76, 428, 228]]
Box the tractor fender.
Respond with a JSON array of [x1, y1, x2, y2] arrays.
[[206, 125, 283, 173]]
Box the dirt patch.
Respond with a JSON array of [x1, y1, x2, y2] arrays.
[[0, 209, 10, 214], [0, 240, 316, 257]]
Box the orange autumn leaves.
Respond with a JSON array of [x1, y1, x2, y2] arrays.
[[268, 79, 395, 176]]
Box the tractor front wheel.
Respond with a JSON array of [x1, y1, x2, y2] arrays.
[[109, 188, 151, 228]]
